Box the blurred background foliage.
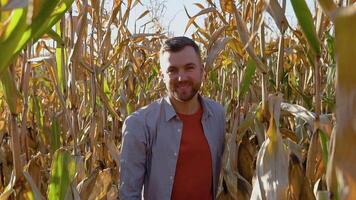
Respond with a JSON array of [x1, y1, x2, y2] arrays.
[[0, 0, 355, 199]]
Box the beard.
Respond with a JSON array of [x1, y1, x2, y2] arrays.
[[169, 80, 201, 102]]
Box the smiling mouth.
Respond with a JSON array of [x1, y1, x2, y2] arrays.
[[177, 83, 191, 89]]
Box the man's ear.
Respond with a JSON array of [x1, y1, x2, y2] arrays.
[[201, 64, 207, 80], [158, 69, 164, 81]]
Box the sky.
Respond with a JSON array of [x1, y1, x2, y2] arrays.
[[128, 0, 315, 36]]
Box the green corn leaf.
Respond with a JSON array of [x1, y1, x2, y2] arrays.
[[31, 0, 74, 42], [13, 0, 74, 55], [0, 0, 74, 77], [50, 116, 61, 154], [209, 70, 221, 89], [326, 32, 335, 63], [33, 95, 47, 145], [319, 129, 329, 166], [47, 28, 64, 47], [33, 95, 43, 130], [291, 0, 321, 56], [104, 78, 111, 96], [0, 7, 27, 75], [126, 102, 133, 115], [239, 58, 256, 100], [55, 20, 65, 94], [48, 148, 76, 200], [0, 68, 22, 114], [0, 7, 26, 42]]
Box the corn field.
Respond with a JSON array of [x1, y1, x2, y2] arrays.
[[0, 0, 355, 199]]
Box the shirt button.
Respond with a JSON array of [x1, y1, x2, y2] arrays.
[[174, 152, 177, 156], [170, 176, 173, 180], [177, 128, 181, 132]]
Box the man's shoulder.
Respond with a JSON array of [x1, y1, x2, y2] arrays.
[[124, 98, 164, 123], [201, 96, 224, 113]]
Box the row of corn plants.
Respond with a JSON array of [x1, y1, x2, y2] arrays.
[[185, 0, 355, 199], [0, 0, 166, 199]]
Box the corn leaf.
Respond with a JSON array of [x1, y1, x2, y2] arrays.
[[0, 6, 27, 75], [77, 170, 99, 199], [47, 28, 64, 47], [264, 0, 289, 33], [319, 129, 329, 166], [0, 0, 74, 76], [231, 3, 267, 73], [55, 20, 65, 94], [239, 58, 256, 100], [206, 37, 231, 70], [288, 153, 316, 199], [0, 68, 22, 114], [136, 10, 150, 21], [87, 169, 113, 200], [291, 0, 321, 56], [23, 171, 45, 200], [48, 148, 76, 200], [280, 102, 315, 128], [33, 95, 46, 144], [220, 0, 235, 13], [306, 129, 324, 185], [50, 116, 61, 154], [184, 7, 217, 34], [0, 171, 16, 200]]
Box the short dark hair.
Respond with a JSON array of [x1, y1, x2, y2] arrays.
[[160, 36, 201, 59]]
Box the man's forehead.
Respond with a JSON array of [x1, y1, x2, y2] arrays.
[[160, 47, 200, 65], [160, 59, 200, 72]]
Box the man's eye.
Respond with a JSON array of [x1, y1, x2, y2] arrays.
[[167, 68, 177, 74], [187, 66, 194, 70], [185, 65, 195, 70]]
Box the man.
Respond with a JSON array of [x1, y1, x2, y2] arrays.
[[119, 36, 225, 200]]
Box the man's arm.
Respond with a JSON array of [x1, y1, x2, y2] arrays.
[[119, 115, 147, 200], [220, 105, 226, 154], [218, 104, 226, 175]]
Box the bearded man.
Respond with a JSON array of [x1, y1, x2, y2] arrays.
[[119, 36, 226, 200]]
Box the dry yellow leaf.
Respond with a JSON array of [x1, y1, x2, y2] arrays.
[[220, 0, 235, 14]]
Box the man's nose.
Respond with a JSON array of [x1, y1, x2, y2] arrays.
[[177, 72, 188, 81]]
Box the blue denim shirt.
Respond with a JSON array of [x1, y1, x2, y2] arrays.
[[119, 95, 225, 200]]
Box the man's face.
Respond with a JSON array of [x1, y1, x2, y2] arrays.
[[160, 46, 203, 102]]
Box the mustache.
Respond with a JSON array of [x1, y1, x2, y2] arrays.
[[175, 83, 192, 88], [175, 81, 192, 85]]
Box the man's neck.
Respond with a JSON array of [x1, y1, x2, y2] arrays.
[[169, 94, 201, 115]]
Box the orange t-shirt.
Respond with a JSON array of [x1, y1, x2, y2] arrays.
[[171, 107, 213, 200]]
